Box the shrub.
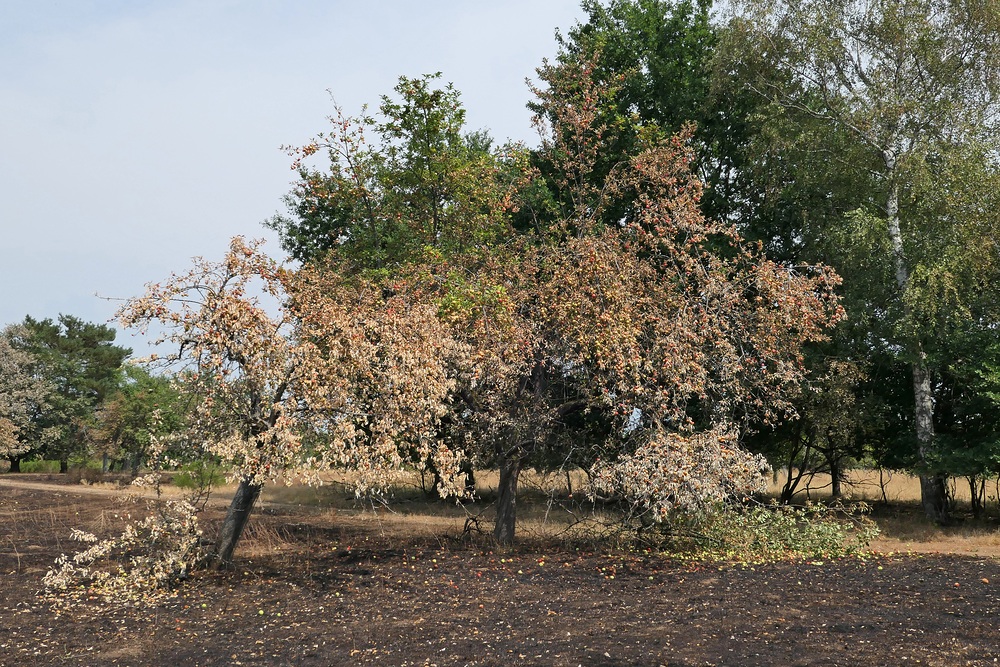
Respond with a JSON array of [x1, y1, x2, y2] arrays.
[[172, 461, 224, 491], [66, 466, 102, 485], [19, 460, 60, 473], [666, 501, 880, 563]]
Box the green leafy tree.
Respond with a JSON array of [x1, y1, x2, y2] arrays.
[[91, 365, 186, 475], [722, 0, 1000, 521], [14, 315, 130, 473], [268, 73, 521, 268]]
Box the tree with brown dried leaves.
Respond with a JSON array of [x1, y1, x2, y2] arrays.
[[117, 237, 466, 565]]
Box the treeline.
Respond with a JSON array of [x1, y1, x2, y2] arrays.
[[539, 0, 1000, 521], [0, 315, 186, 476], [6, 1, 1000, 568]]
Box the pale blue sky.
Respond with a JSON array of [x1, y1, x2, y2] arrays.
[[1, 0, 584, 355]]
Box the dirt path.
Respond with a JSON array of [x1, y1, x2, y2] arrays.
[[0, 476, 366, 516], [0, 477, 155, 497]]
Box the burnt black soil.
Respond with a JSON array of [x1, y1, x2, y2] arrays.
[[2, 483, 998, 666]]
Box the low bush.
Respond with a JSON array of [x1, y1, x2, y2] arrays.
[[67, 466, 103, 485], [19, 460, 61, 473], [665, 501, 880, 563], [172, 461, 225, 491]]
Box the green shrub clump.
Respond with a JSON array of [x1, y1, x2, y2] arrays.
[[171, 461, 224, 490], [19, 460, 61, 473], [664, 501, 880, 564]]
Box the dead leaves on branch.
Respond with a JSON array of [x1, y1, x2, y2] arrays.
[[116, 238, 468, 498]]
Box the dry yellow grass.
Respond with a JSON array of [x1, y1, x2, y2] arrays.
[[256, 466, 1000, 556], [10, 463, 998, 557], [765, 467, 1000, 505]]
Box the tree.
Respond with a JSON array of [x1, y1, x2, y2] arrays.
[[117, 237, 466, 565], [723, 0, 1000, 521], [13, 315, 130, 473], [272, 74, 532, 539], [90, 365, 187, 475], [0, 324, 52, 468], [420, 54, 843, 544], [268, 73, 519, 268], [273, 58, 844, 545], [749, 358, 872, 502], [520, 53, 843, 529]]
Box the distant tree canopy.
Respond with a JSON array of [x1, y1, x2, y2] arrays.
[[267, 73, 520, 268], [0, 324, 52, 465], [8, 315, 130, 473], [552, 0, 1000, 522], [90, 364, 186, 475], [720, 0, 1000, 520]]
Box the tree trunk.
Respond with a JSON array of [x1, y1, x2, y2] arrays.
[[830, 458, 842, 499], [913, 356, 949, 523], [59, 456, 68, 474], [462, 459, 476, 497], [213, 478, 263, 567], [9, 456, 21, 473], [884, 172, 949, 523], [493, 456, 522, 547], [101, 453, 109, 474], [969, 476, 983, 518]]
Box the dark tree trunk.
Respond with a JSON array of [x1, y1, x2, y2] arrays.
[[830, 459, 842, 499], [919, 474, 949, 523], [59, 456, 68, 474], [101, 453, 109, 474], [9, 456, 21, 473], [494, 456, 522, 547], [213, 478, 263, 567], [969, 476, 983, 518], [130, 452, 141, 478]]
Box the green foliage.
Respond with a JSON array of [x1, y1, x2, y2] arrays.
[[92, 365, 187, 473], [268, 73, 519, 268], [668, 501, 880, 563], [18, 459, 60, 473], [557, 0, 760, 224], [720, 0, 1000, 519], [172, 461, 225, 491], [13, 315, 131, 469]]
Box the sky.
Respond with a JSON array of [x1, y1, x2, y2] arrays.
[[0, 0, 586, 357]]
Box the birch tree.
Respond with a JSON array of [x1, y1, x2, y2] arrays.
[[723, 0, 1000, 521]]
